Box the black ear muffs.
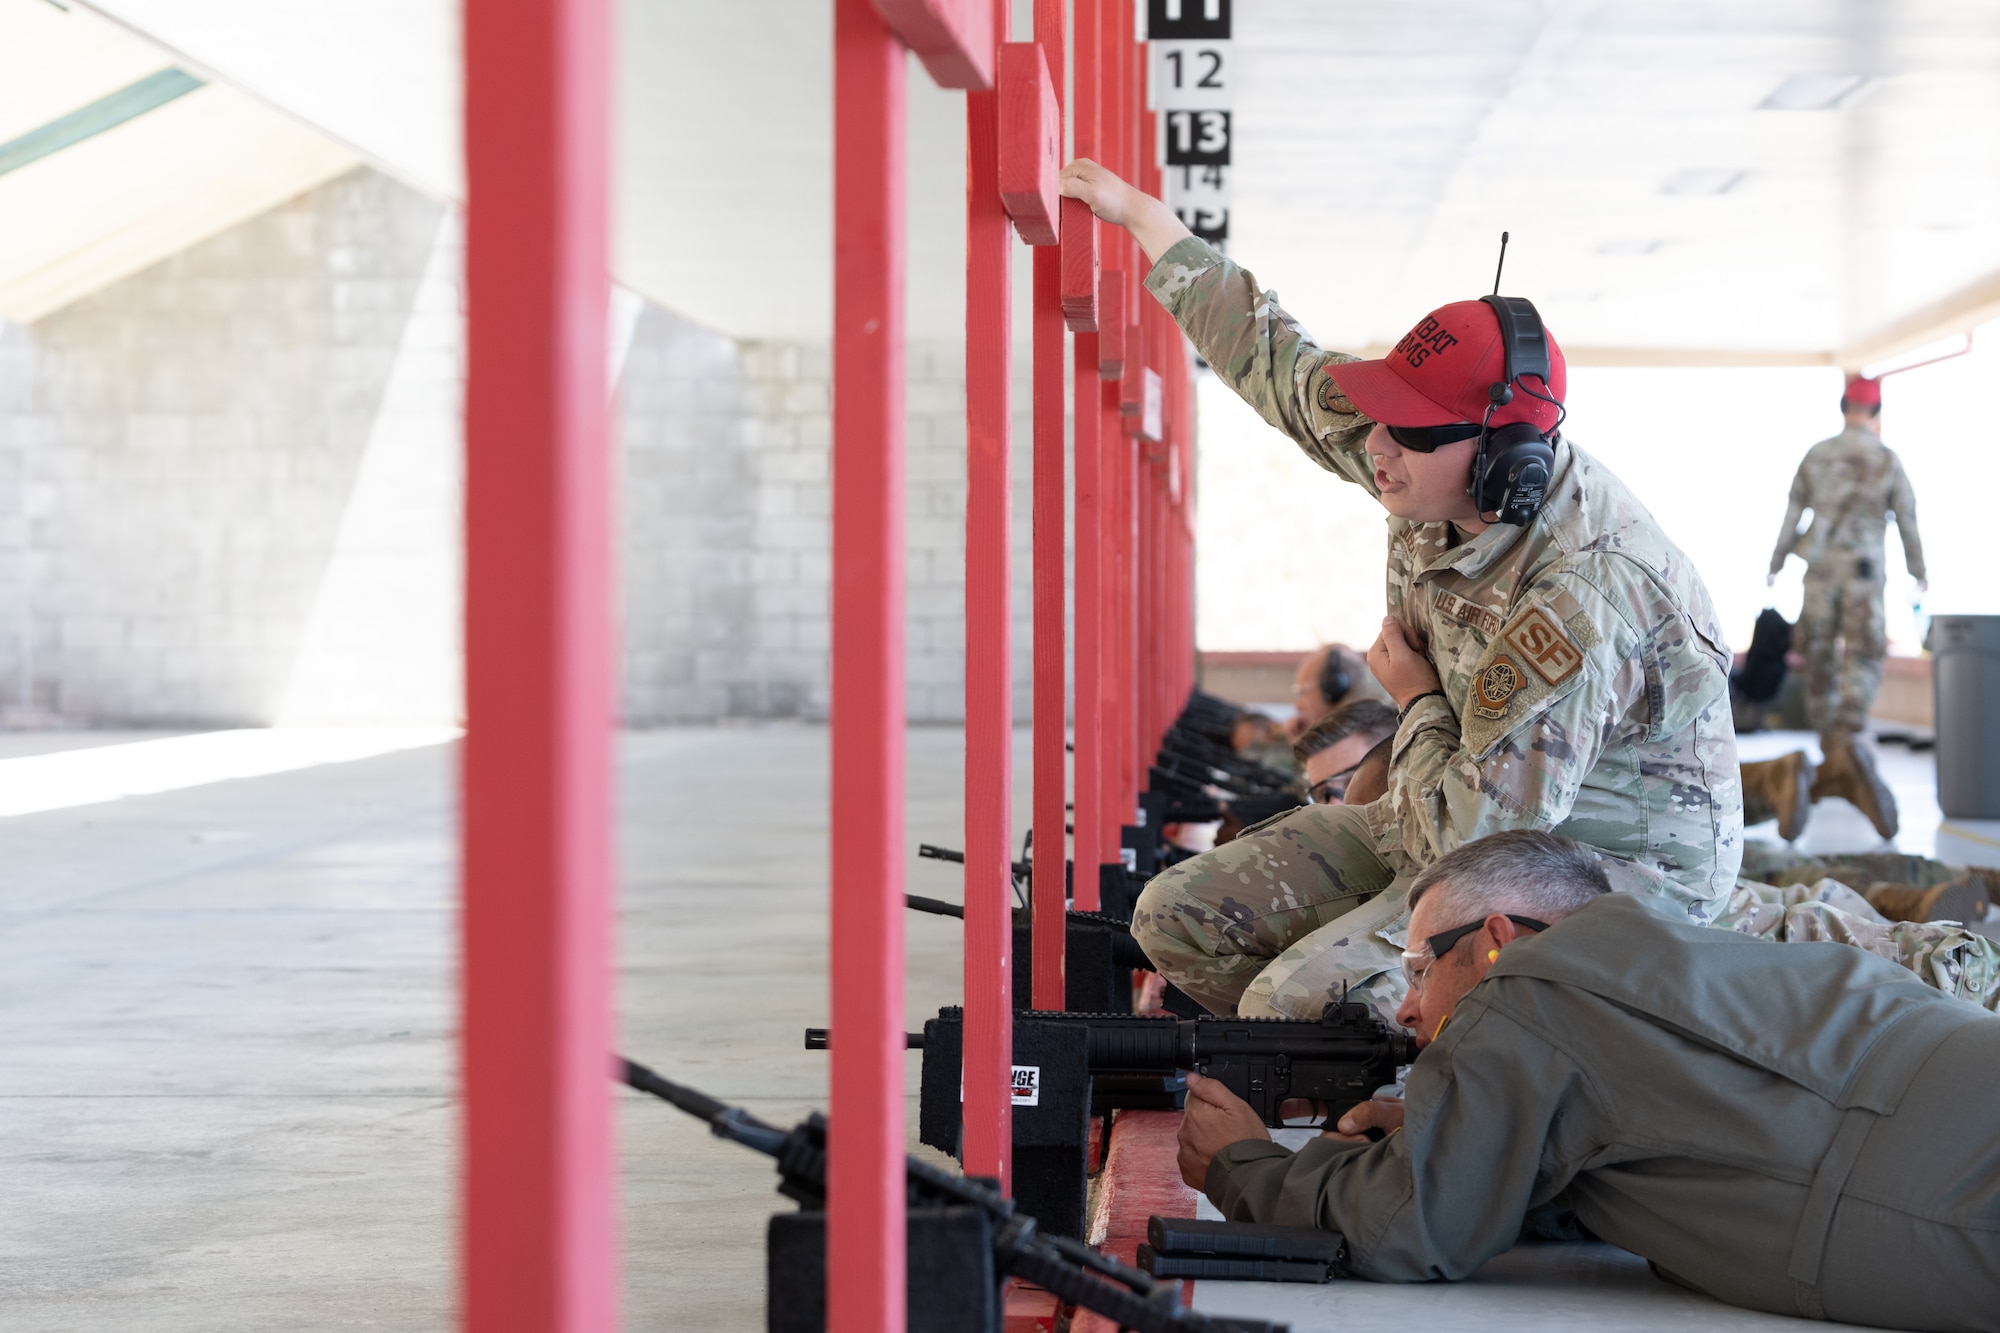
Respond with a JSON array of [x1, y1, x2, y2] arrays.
[[1474, 421, 1553, 525], [1473, 293, 1563, 525], [1317, 651, 1352, 708]]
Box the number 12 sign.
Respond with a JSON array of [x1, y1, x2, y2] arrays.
[[1149, 0, 1231, 246]]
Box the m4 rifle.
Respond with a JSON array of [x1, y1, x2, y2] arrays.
[[621, 1057, 1286, 1333]]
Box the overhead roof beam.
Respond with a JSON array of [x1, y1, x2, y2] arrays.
[[0, 66, 203, 179], [1841, 270, 2000, 372]]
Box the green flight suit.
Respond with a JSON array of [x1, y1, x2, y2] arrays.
[[1206, 894, 2000, 1331]]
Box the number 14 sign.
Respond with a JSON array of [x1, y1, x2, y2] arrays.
[[1149, 0, 1231, 246]]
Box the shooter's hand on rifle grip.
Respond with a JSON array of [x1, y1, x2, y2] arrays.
[[1325, 1095, 1404, 1143], [1176, 1072, 1271, 1192]]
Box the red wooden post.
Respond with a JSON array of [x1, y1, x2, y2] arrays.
[[1098, 370, 1124, 873], [1120, 12, 1143, 822], [1061, 198, 1099, 330], [462, 0, 612, 1320], [461, 0, 615, 1323], [961, 0, 1011, 1190], [1098, 0, 1129, 867], [830, 2, 908, 1327], [1138, 99, 1163, 765], [999, 44, 1060, 245], [1070, 0, 1102, 911], [1030, 0, 1068, 1011]]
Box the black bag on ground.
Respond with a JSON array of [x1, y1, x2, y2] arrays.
[[1732, 607, 1792, 704]]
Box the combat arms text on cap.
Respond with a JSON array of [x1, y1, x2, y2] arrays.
[[1325, 300, 1567, 432]]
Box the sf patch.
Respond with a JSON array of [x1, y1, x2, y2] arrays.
[[1504, 606, 1585, 685], [1474, 655, 1524, 718]]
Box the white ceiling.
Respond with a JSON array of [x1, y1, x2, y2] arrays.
[[0, 0, 355, 322], [17, 0, 2000, 363], [1231, 0, 2000, 364], [68, 0, 977, 344]]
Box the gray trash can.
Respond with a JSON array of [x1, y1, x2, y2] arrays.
[[1931, 615, 2000, 819]]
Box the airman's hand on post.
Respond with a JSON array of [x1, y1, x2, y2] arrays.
[[1058, 158, 1141, 225], [1059, 159, 1194, 265]]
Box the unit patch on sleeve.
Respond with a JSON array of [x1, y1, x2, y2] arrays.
[[1474, 655, 1524, 719], [1316, 368, 1359, 416], [1503, 606, 1585, 685]]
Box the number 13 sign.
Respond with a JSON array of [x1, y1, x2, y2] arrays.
[[1148, 0, 1231, 246]]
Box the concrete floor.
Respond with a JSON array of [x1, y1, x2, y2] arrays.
[[1, 723, 1989, 1331], [0, 725, 1009, 1331]]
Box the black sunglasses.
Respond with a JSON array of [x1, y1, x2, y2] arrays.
[[1424, 914, 1548, 962], [1385, 422, 1483, 453]]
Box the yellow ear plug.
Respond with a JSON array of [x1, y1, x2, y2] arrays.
[[1487, 949, 1499, 962]]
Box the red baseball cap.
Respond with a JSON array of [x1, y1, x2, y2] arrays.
[[1843, 375, 1881, 407], [1327, 300, 1566, 431]]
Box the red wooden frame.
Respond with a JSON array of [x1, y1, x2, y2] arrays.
[[456, 0, 1204, 1325], [874, 0, 995, 89], [998, 43, 1060, 247], [461, 0, 616, 1324]]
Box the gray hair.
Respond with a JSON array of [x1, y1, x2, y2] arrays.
[[1292, 698, 1396, 767], [1407, 830, 1609, 931]]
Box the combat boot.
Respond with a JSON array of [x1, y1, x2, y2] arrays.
[[1742, 751, 1815, 842], [1813, 731, 1899, 840], [1865, 876, 1990, 924]]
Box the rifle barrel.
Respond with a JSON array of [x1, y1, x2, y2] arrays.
[[622, 1057, 738, 1125], [802, 1029, 925, 1050]]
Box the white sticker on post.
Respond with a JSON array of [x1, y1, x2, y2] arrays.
[[962, 1064, 1043, 1108]]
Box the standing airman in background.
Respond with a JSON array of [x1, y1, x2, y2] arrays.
[[1768, 375, 1926, 840]]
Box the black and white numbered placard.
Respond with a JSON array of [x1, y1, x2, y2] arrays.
[[1148, 0, 1231, 247]]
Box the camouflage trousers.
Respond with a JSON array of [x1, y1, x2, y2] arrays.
[[1133, 809, 2000, 1025], [1738, 842, 1958, 891], [1131, 803, 1720, 1027], [1797, 572, 1887, 734], [1712, 876, 2000, 1010], [1130, 802, 1408, 1024]]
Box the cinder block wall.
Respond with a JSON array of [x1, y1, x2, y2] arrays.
[[0, 166, 1060, 727], [0, 169, 448, 725], [619, 321, 1043, 723]]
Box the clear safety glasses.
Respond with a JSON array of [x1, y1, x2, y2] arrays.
[[1399, 914, 1548, 993]]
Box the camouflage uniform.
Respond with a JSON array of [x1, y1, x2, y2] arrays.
[[1132, 237, 1743, 1020], [1711, 875, 2000, 1009], [1229, 863, 2000, 1021], [1768, 426, 1925, 734]]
